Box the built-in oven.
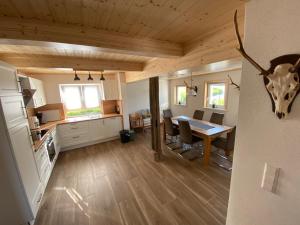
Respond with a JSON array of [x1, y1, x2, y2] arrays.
[[46, 134, 56, 162]]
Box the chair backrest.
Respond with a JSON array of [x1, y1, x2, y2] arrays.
[[209, 112, 224, 125], [178, 120, 193, 144], [226, 126, 237, 151], [163, 109, 173, 118], [193, 110, 204, 120], [164, 117, 176, 136]]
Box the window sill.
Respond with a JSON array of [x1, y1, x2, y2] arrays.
[[174, 104, 187, 107], [203, 107, 227, 112]]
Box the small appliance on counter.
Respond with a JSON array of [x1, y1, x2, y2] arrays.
[[28, 116, 40, 129], [41, 110, 61, 124], [36, 112, 43, 125], [31, 130, 42, 141]]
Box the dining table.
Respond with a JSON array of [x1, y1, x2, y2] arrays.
[[164, 115, 233, 166]]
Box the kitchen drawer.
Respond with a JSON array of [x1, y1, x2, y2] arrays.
[[60, 132, 90, 148], [58, 121, 89, 137]]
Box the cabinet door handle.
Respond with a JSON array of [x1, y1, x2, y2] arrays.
[[72, 136, 80, 139], [37, 193, 43, 203], [70, 127, 78, 129]]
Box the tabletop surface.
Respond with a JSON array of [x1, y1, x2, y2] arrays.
[[172, 115, 233, 137]]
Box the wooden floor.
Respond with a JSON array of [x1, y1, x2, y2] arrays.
[[35, 132, 231, 225]]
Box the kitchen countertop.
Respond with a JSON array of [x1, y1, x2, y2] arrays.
[[32, 113, 122, 151]]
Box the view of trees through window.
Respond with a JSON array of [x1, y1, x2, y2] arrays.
[[205, 82, 226, 109], [176, 86, 187, 105], [60, 84, 102, 117]]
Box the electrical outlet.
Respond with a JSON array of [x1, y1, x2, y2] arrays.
[[261, 163, 280, 194]]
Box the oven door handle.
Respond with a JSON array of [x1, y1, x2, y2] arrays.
[[47, 139, 54, 147]]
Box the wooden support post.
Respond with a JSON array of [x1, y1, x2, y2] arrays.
[[149, 77, 161, 161]]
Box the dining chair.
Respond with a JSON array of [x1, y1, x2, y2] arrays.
[[193, 110, 204, 120], [164, 117, 180, 149], [212, 126, 236, 170], [178, 120, 203, 159], [209, 112, 224, 125], [163, 109, 173, 118]]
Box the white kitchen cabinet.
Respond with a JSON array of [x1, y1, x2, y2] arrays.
[[58, 117, 122, 151], [102, 80, 119, 100], [58, 121, 90, 149], [104, 117, 122, 138], [21, 77, 47, 108], [34, 144, 50, 179], [0, 61, 21, 96], [29, 78, 47, 108], [0, 95, 27, 129], [89, 119, 105, 141], [8, 122, 43, 216]]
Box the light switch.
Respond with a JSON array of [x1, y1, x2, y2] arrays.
[[261, 163, 280, 194]]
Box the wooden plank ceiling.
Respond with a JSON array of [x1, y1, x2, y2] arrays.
[[0, 0, 245, 78]]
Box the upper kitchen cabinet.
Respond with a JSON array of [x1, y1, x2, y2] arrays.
[[19, 77, 47, 108], [102, 79, 120, 100], [0, 61, 21, 96]]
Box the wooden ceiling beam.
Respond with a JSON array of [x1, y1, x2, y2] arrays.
[[0, 17, 183, 58], [0, 54, 144, 71]]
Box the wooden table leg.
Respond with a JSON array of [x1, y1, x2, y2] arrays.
[[203, 136, 212, 166], [163, 121, 166, 141]]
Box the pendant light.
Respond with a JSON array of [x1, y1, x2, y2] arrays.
[[87, 71, 93, 81], [100, 70, 105, 81], [74, 70, 80, 81]]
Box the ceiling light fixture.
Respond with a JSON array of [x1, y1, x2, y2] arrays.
[[100, 70, 105, 81], [87, 71, 93, 81], [74, 70, 80, 81]]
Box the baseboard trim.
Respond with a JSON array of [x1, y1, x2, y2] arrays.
[[60, 136, 120, 151]]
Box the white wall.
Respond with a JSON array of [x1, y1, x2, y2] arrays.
[[169, 69, 241, 126], [227, 1, 300, 225], [126, 79, 149, 114], [31, 74, 115, 104], [126, 78, 169, 114]]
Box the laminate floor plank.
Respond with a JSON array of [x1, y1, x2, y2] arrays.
[[35, 132, 231, 225]]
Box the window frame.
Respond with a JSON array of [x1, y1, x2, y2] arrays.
[[59, 84, 103, 117], [204, 80, 228, 110], [174, 85, 187, 106]]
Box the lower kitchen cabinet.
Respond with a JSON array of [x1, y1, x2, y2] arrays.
[[58, 116, 122, 151], [8, 122, 43, 216], [104, 117, 122, 138]]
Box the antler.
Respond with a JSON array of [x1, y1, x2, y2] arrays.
[[228, 75, 240, 90], [234, 10, 269, 76], [184, 81, 190, 89], [289, 57, 300, 73]]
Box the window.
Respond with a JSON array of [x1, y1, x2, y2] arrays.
[[204, 81, 228, 110], [60, 84, 102, 117], [175, 85, 187, 105]]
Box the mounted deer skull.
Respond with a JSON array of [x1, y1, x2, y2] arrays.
[[234, 11, 300, 119], [184, 74, 198, 96]]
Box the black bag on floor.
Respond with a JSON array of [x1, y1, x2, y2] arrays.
[[119, 130, 130, 143]]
